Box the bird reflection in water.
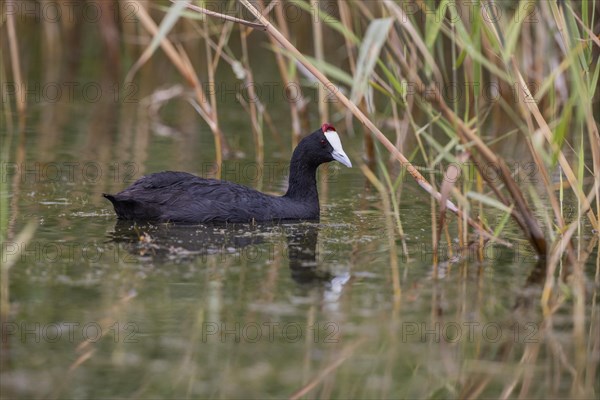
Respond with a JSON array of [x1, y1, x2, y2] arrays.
[[108, 220, 350, 291]]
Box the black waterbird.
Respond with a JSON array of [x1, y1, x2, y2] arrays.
[[104, 124, 352, 223]]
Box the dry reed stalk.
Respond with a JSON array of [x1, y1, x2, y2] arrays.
[[177, 1, 265, 29], [210, 19, 234, 71], [271, 0, 309, 147], [239, 26, 264, 165], [311, 0, 328, 123], [199, 14, 226, 174], [0, 64, 14, 134], [5, 0, 25, 126], [437, 163, 459, 263], [430, 171, 439, 269], [289, 337, 366, 400]]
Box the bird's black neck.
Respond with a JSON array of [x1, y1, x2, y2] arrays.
[[284, 149, 319, 202]]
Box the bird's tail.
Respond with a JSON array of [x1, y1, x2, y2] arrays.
[[103, 193, 116, 204]]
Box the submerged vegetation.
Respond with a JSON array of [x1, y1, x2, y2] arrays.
[[2, 0, 599, 398]]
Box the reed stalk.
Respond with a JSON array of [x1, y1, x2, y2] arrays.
[[239, 26, 264, 165], [5, 0, 26, 127]]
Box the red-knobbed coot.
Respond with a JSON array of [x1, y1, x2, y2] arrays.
[[103, 124, 352, 223]]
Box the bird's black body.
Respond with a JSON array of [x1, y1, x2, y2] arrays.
[[104, 125, 351, 223], [103, 171, 318, 223]]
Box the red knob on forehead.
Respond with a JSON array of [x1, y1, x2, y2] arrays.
[[321, 123, 336, 132]]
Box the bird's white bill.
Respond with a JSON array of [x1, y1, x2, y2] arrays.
[[324, 130, 352, 167]]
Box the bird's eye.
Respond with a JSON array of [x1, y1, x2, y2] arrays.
[[320, 139, 327, 146]]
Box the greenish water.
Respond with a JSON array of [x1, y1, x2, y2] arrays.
[[1, 11, 598, 400], [2, 104, 594, 398]]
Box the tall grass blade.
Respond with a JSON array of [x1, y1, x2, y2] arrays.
[[425, 0, 449, 49], [350, 18, 393, 106]]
